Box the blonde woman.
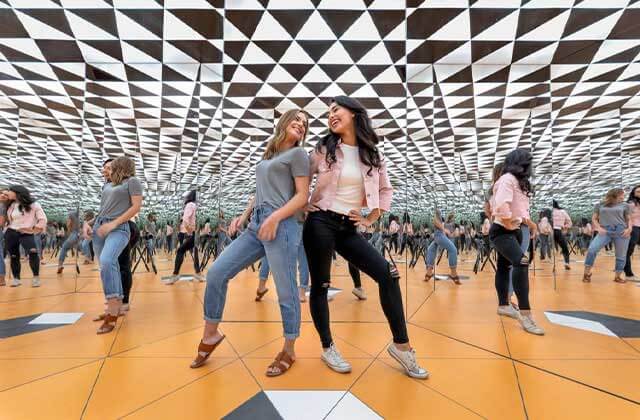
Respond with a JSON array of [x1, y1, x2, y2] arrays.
[[583, 188, 632, 283], [92, 156, 143, 334], [191, 109, 309, 377]]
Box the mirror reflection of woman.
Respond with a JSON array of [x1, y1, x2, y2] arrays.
[[92, 156, 143, 334], [2, 186, 47, 288], [56, 210, 81, 274], [0, 191, 9, 286], [167, 190, 203, 284], [304, 96, 428, 379], [191, 109, 309, 377], [424, 211, 459, 284], [491, 149, 543, 335], [552, 200, 572, 270], [624, 185, 640, 281], [583, 188, 632, 283]]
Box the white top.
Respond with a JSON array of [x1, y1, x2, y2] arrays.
[[329, 143, 364, 216]]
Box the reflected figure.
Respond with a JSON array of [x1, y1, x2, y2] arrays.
[[2, 186, 47, 288], [583, 188, 631, 284], [624, 185, 640, 281], [490, 149, 544, 336], [167, 190, 203, 283], [424, 210, 459, 284], [552, 200, 572, 270], [57, 210, 81, 274], [0, 193, 7, 286]]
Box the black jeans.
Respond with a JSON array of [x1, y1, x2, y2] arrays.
[[489, 224, 530, 311], [554, 229, 570, 264], [118, 221, 138, 304], [303, 210, 408, 348], [348, 261, 361, 288], [173, 232, 200, 275], [5, 228, 39, 279], [624, 226, 640, 276]]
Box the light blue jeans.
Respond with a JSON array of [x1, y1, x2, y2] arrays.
[[81, 238, 92, 260], [146, 237, 155, 256], [258, 232, 309, 290], [426, 229, 457, 268], [58, 231, 80, 265], [0, 230, 5, 276], [92, 217, 130, 300], [585, 224, 630, 272], [204, 205, 301, 339]]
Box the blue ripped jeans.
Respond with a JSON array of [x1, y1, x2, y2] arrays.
[[204, 205, 301, 339], [585, 224, 630, 272], [92, 217, 130, 300], [258, 232, 309, 290]]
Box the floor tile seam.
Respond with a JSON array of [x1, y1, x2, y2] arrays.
[[0, 291, 76, 304], [0, 357, 102, 393], [500, 315, 529, 420], [116, 358, 239, 420], [79, 358, 107, 420]]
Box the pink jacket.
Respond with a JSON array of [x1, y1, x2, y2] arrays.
[[629, 202, 640, 227], [180, 202, 196, 233], [7, 202, 47, 233], [492, 173, 530, 221], [309, 145, 393, 212], [552, 208, 572, 230]]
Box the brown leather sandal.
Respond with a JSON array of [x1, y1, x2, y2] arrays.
[[190, 335, 226, 369], [424, 272, 434, 282], [93, 312, 125, 322], [255, 288, 269, 302], [614, 276, 627, 284], [96, 314, 118, 335], [450, 275, 462, 285], [582, 273, 592, 283], [266, 351, 295, 377]]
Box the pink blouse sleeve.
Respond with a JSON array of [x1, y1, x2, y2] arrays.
[[564, 210, 573, 228], [378, 156, 393, 211], [34, 203, 47, 230], [492, 176, 515, 220], [309, 149, 321, 177]]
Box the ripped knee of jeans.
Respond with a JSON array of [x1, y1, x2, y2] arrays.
[[321, 282, 330, 288], [519, 255, 529, 267], [389, 264, 400, 281], [29, 248, 38, 254]]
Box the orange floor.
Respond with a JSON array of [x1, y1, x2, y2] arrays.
[[1, 249, 639, 419]]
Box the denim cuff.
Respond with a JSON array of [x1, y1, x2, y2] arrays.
[[203, 315, 222, 323], [284, 332, 300, 340], [104, 293, 124, 300]]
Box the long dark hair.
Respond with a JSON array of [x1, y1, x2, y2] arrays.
[[553, 200, 562, 209], [8, 185, 35, 213], [317, 95, 381, 175], [628, 185, 640, 205], [502, 149, 533, 196], [184, 190, 196, 206]]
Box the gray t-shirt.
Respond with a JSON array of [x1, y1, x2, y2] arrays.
[[98, 177, 143, 219], [595, 202, 629, 227], [145, 221, 156, 236], [69, 212, 80, 233], [255, 147, 310, 208]]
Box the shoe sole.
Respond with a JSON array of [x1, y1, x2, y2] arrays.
[[321, 356, 351, 373], [497, 311, 519, 319], [387, 347, 429, 380], [352, 291, 367, 300], [523, 328, 545, 336]]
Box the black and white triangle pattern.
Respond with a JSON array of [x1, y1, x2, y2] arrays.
[[0, 2, 638, 219]]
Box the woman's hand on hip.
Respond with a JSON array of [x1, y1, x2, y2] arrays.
[[258, 214, 280, 241], [97, 221, 117, 238]]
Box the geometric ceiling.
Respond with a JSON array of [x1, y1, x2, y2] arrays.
[[0, 0, 639, 220]]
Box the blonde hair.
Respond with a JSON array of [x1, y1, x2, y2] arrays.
[[110, 156, 136, 185], [263, 109, 308, 160], [603, 188, 624, 207]]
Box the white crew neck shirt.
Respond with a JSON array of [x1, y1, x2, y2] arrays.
[[329, 143, 365, 215]]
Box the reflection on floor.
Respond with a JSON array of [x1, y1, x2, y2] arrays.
[[1, 250, 639, 419]]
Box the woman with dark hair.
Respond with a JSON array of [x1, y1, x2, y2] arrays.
[[304, 96, 428, 379], [538, 209, 552, 261], [190, 109, 309, 377], [165, 222, 174, 253], [624, 185, 640, 280], [583, 188, 632, 283], [167, 190, 203, 283], [424, 210, 459, 284], [80, 211, 95, 264], [92, 156, 143, 334], [490, 149, 543, 335], [2, 186, 47, 287], [552, 200, 572, 270], [0, 191, 8, 286]]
